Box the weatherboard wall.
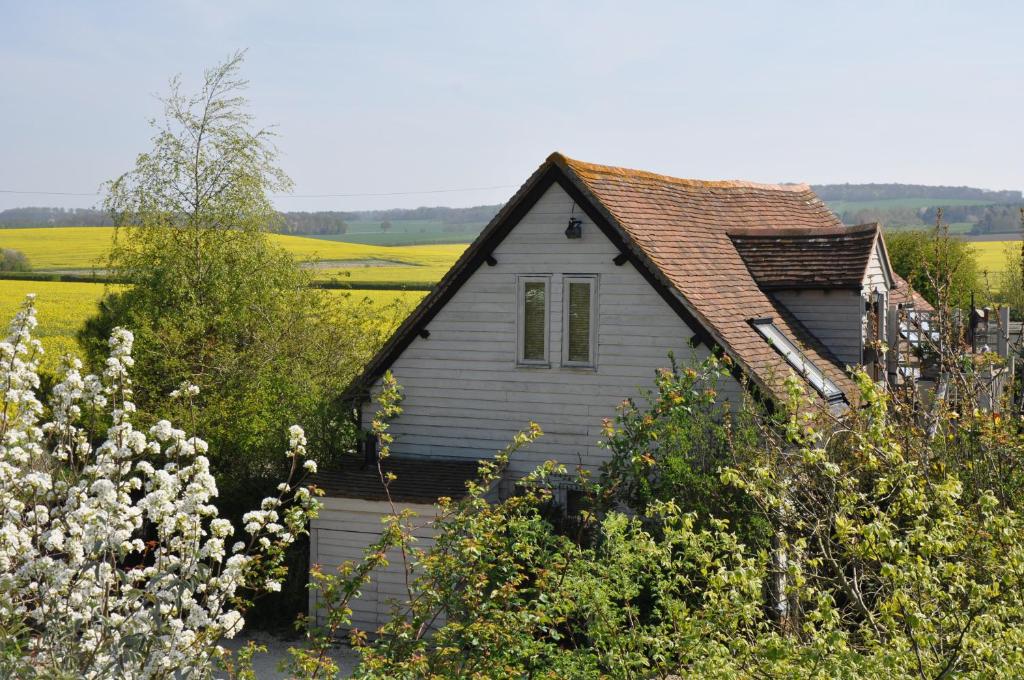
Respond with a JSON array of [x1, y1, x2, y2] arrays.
[[864, 242, 890, 294], [772, 289, 863, 368], [362, 183, 743, 478], [310, 497, 439, 632]]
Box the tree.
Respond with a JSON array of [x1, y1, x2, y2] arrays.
[[380, 220, 392, 233], [884, 221, 982, 308], [0, 297, 319, 678], [596, 353, 768, 547], [77, 52, 396, 558], [995, 210, 1024, 316], [0, 248, 30, 272]]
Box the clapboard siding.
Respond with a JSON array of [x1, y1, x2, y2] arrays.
[[773, 289, 863, 367], [864, 241, 889, 293], [310, 497, 438, 632], [364, 183, 742, 477]]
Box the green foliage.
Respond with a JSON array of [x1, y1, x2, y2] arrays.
[[598, 354, 769, 548], [81, 52, 301, 486], [0, 248, 30, 272], [75, 54, 405, 627], [884, 227, 982, 307], [728, 372, 1024, 678], [996, 213, 1024, 312], [294, 359, 1024, 678]]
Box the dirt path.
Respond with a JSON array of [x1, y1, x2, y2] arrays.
[[218, 631, 359, 678]]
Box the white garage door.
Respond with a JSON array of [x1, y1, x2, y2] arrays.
[[310, 497, 438, 633]]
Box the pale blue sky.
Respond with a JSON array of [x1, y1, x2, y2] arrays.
[[1, 1, 1021, 212]]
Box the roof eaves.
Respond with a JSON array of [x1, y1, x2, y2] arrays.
[[342, 159, 560, 401]]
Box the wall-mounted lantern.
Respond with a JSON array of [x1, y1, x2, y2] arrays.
[[565, 216, 583, 239]]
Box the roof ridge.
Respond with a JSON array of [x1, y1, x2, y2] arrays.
[[728, 223, 879, 238], [548, 151, 812, 193]]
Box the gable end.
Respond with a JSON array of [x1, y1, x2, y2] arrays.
[[346, 162, 752, 403]]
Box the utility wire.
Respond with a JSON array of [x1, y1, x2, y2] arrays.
[[0, 184, 519, 198], [0, 189, 100, 197], [278, 184, 517, 198]]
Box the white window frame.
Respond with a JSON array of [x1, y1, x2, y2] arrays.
[[750, 317, 845, 404], [516, 275, 550, 366], [561, 274, 599, 368]]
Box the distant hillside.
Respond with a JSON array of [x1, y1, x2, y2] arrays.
[[811, 183, 1020, 204], [810, 184, 1022, 236], [3, 181, 1021, 241], [0, 204, 503, 245], [0, 207, 114, 227]]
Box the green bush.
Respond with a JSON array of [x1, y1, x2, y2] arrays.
[[885, 228, 982, 307], [293, 365, 1024, 678], [0, 248, 30, 272]]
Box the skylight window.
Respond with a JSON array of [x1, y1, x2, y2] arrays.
[[749, 318, 845, 404]]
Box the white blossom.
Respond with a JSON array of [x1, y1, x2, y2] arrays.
[[0, 297, 320, 678]]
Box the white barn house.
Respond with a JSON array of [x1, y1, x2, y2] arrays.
[[309, 153, 925, 630]]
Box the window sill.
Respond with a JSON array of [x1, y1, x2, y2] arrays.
[[560, 364, 598, 372]]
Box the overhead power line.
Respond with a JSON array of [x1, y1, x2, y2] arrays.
[[280, 184, 518, 198], [0, 189, 101, 197], [0, 184, 519, 199]]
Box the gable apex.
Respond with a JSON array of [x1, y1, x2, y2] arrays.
[[346, 158, 732, 401]]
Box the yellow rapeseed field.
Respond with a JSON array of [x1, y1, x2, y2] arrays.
[[0, 228, 115, 271], [0, 279, 424, 372], [0, 280, 115, 370], [0, 227, 465, 284], [970, 240, 1019, 275]]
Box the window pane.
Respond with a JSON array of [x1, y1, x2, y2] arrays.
[[567, 281, 591, 362], [523, 282, 546, 361], [750, 319, 843, 403]]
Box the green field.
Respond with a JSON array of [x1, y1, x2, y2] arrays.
[[321, 219, 485, 246], [11, 225, 1015, 368], [825, 198, 1001, 214], [0, 227, 466, 286], [0, 279, 425, 372], [884, 222, 973, 234]]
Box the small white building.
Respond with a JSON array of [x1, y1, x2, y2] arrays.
[[310, 152, 923, 630]]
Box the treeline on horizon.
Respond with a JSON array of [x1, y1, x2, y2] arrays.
[[0, 204, 503, 236], [811, 182, 1021, 203], [4, 182, 1023, 236], [833, 202, 1023, 234]]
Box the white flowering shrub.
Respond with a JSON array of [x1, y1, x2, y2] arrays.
[[0, 296, 320, 679]]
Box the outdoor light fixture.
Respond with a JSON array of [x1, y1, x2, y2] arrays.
[[565, 216, 583, 239]]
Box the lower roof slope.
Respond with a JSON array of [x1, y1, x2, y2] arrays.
[[313, 456, 481, 504]]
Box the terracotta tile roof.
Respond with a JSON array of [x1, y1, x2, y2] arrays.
[[352, 153, 930, 408], [550, 153, 859, 402], [313, 455, 482, 504], [728, 223, 880, 290], [890, 272, 933, 311]]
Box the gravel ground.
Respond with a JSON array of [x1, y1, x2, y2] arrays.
[[218, 631, 360, 678]]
